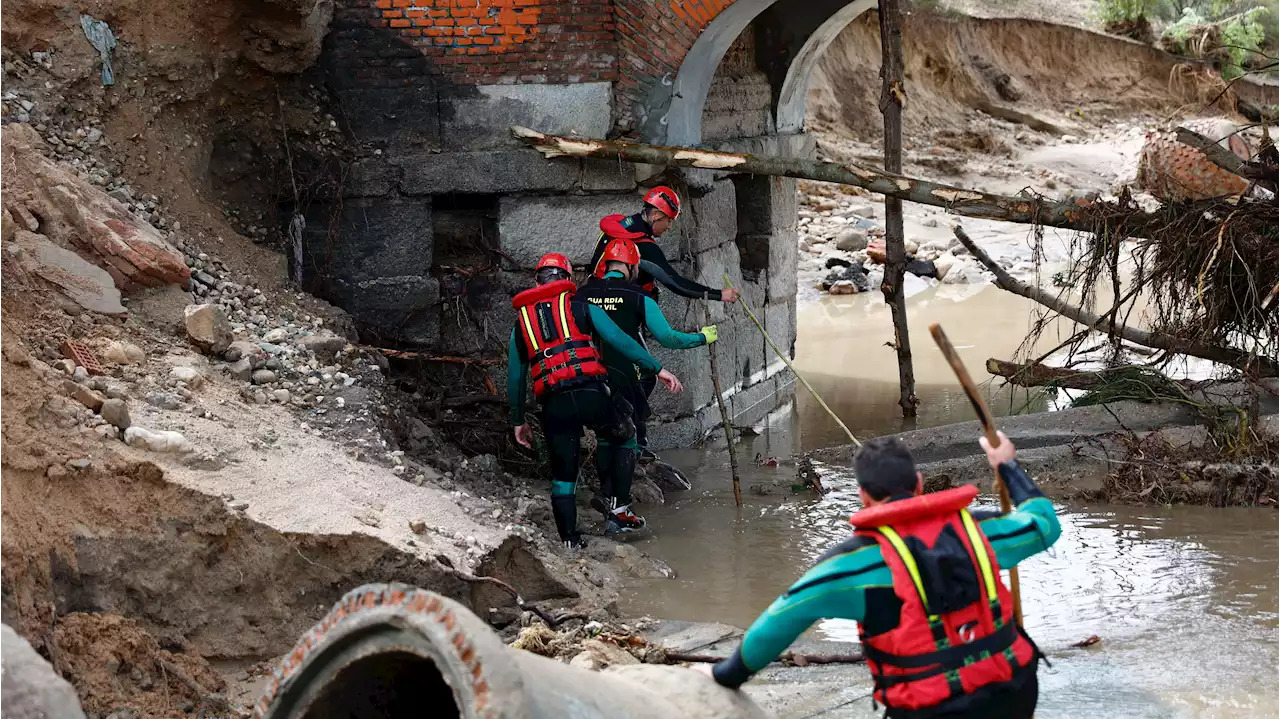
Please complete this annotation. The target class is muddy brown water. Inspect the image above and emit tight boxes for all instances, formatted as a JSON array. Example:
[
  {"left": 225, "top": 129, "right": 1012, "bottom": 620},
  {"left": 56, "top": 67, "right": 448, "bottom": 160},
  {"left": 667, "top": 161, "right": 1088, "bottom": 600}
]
[{"left": 622, "top": 288, "right": 1279, "bottom": 717}]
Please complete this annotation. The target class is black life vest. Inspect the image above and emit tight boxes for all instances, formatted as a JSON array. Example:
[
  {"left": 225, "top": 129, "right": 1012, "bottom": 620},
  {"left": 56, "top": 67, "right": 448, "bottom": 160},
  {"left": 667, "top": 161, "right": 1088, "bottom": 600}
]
[
  {"left": 848, "top": 486, "right": 1037, "bottom": 713},
  {"left": 511, "top": 280, "right": 607, "bottom": 398},
  {"left": 576, "top": 274, "right": 648, "bottom": 379}
]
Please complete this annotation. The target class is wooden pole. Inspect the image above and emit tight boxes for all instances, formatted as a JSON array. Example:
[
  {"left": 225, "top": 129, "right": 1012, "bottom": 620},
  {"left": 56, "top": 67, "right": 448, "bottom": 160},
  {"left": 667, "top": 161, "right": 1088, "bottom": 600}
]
[
  {"left": 725, "top": 275, "right": 861, "bottom": 447},
  {"left": 703, "top": 302, "right": 743, "bottom": 507},
  {"left": 929, "top": 324, "right": 1023, "bottom": 626},
  {"left": 877, "top": 0, "right": 918, "bottom": 418}
]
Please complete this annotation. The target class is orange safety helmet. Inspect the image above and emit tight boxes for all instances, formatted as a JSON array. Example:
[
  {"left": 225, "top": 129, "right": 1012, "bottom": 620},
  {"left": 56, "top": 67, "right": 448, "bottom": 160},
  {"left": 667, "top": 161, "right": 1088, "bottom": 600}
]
[
  {"left": 601, "top": 237, "right": 641, "bottom": 266},
  {"left": 536, "top": 253, "right": 572, "bottom": 273},
  {"left": 642, "top": 185, "right": 681, "bottom": 219}
]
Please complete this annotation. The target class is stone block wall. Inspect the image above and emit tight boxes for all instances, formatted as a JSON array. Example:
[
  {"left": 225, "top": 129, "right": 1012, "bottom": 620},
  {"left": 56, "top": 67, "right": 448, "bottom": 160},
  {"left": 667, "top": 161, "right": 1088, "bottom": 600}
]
[{"left": 298, "top": 0, "right": 806, "bottom": 449}]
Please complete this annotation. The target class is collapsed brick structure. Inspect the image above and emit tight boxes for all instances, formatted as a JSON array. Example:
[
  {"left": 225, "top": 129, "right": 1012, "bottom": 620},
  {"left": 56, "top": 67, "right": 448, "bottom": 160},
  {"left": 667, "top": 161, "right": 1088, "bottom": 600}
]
[{"left": 298, "top": 0, "right": 877, "bottom": 446}]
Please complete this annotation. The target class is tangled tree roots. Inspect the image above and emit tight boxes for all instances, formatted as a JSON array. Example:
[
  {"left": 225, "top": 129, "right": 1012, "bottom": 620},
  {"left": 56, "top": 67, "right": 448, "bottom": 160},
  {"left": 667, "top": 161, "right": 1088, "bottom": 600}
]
[
  {"left": 1102, "top": 426, "right": 1279, "bottom": 506},
  {"left": 1103, "top": 195, "right": 1276, "bottom": 358}
]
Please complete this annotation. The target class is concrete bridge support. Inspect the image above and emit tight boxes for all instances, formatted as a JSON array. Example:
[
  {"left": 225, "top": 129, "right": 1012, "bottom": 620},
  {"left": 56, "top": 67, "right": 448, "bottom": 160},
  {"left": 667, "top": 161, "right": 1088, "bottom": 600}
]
[
  {"left": 295, "top": 0, "right": 877, "bottom": 447},
  {"left": 255, "top": 584, "right": 771, "bottom": 719}
]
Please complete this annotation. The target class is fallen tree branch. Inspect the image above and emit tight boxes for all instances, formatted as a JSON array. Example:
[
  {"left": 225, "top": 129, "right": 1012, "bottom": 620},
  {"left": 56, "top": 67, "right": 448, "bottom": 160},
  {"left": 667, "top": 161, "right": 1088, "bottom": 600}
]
[
  {"left": 952, "top": 226, "right": 1277, "bottom": 376},
  {"left": 152, "top": 655, "right": 247, "bottom": 717},
  {"left": 986, "top": 358, "right": 1196, "bottom": 389},
  {"left": 1174, "top": 128, "right": 1278, "bottom": 190},
  {"left": 511, "top": 126, "right": 1152, "bottom": 235}
]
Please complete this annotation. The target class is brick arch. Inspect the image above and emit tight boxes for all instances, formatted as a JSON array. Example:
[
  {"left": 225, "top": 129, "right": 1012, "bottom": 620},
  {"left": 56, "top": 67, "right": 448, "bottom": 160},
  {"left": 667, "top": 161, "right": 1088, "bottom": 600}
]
[
  {"left": 638, "top": 0, "right": 878, "bottom": 146},
  {"left": 622, "top": 0, "right": 778, "bottom": 145},
  {"left": 773, "top": 0, "right": 875, "bottom": 134}
]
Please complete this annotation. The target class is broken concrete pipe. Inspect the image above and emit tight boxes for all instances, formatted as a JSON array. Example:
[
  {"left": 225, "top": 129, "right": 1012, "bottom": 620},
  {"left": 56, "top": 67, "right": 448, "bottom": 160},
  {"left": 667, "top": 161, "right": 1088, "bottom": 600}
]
[{"left": 255, "top": 584, "right": 771, "bottom": 719}]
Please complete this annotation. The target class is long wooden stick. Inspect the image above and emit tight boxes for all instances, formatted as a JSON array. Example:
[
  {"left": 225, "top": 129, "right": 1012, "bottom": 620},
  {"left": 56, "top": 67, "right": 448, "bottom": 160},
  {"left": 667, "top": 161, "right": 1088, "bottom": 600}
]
[
  {"left": 724, "top": 275, "right": 861, "bottom": 447},
  {"left": 929, "top": 323, "right": 1023, "bottom": 627},
  {"left": 704, "top": 302, "right": 743, "bottom": 506},
  {"left": 512, "top": 125, "right": 1167, "bottom": 235}
]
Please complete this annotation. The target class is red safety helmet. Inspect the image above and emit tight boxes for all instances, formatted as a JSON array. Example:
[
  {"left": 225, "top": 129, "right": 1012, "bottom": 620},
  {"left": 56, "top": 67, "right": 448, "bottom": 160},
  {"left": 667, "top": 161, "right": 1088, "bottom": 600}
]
[
  {"left": 601, "top": 238, "right": 641, "bottom": 267},
  {"left": 536, "top": 253, "right": 572, "bottom": 273},
  {"left": 643, "top": 185, "right": 681, "bottom": 219}
]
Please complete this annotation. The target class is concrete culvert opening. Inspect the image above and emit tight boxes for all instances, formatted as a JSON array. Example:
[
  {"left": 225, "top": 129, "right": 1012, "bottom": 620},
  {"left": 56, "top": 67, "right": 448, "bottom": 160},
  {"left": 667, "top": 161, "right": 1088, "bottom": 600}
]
[{"left": 301, "top": 651, "right": 460, "bottom": 719}]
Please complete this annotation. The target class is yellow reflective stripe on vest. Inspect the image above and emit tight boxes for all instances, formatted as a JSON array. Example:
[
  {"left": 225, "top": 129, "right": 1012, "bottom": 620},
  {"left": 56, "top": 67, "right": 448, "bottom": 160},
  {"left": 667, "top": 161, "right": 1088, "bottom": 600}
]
[
  {"left": 556, "top": 292, "right": 572, "bottom": 338},
  {"left": 959, "top": 510, "right": 998, "bottom": 604},
  {"left": 878, "top": 526, "right": 937, "bottom": 621},
  {"left": 519, "top": 306, "right": 540, "bottom": 351}
]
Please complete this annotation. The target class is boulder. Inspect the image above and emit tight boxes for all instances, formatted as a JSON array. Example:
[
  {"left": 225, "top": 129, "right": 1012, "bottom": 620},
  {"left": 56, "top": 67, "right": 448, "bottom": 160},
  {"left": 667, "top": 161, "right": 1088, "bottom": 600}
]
[
  {"left": 103, "top": 340, "right": 146, "bottom": 365},
  {"left": 1, "top": 624, "right": 88, "bottom": 719},
  {"left": 296, "top": 332, "right": 347, "bottom": 359},
  {"left": 834, "top": 228, "right": 868, "bottom": 252},
  {"left": 228, "top": 358, "right": 253, "bottom": 382},
  {"left": 100, "top": 398, "right": 131, "bottom": 429},
  {"left": 905, "top": 258, "right": 938, "bottom": 279},
  {"left": 10, "top": 230, "right": 127, "bottom": 315},
  {"left": 829, "top": 280, "right": 858, "bottom": 295},
  {"left": 123, "top": 426, "right": 188, "bottom": 452},
  {"left": 184, "top": 304, "right": 232, "bottom": 354},
  {"left": 2, "top": 124, "right": 189, "bottom": 291},
  {"left": 933, "top": 252, "right": 958, "bottom": 281}
]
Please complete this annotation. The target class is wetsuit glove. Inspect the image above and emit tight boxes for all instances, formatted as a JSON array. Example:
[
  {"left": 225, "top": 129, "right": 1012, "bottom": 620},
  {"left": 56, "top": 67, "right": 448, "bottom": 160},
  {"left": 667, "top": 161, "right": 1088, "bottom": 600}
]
[{"left": 699, "top": 325, "right": 718, "bottom": 345}]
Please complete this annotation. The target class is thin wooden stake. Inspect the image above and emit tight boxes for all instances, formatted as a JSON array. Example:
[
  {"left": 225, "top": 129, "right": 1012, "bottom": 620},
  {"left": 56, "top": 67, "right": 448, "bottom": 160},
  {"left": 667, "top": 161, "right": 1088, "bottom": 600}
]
[
  {"left": 704, "top": 302, "right": 743, "bottom": 507},
  {"left": 878, "top": 0, "right": 918, "bottom": 418},
  {"left": 724, "top": 275, "right": 861, "bottom": 448},
  {"left": 929, "top": 323, "right": 1023, "bottom": 627}
]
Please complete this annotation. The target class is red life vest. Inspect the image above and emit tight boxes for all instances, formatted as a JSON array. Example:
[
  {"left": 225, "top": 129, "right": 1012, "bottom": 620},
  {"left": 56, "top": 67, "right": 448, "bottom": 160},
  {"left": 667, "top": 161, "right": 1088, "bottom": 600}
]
[
  {"left": 595, "top": 214, "right": 657, "bottom": 292},
  {"left": 848, "top": 486, "right": 1037, "bottom": 713},
  {"left": 511, "top": 280, "right": 608, "bottom": 398}
]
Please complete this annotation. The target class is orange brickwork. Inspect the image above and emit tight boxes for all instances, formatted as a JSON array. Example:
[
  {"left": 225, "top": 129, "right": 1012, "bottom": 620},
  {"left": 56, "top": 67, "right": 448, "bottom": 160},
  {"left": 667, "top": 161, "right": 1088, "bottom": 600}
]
[
  {"left": 613, "top": 0, "right": 740, "bottom": 132},
  {"left": 331, "top": 0, "right": 743, "bottom": 130},
  {"left": 1136, "top": 118, "right": 1252, "bottom": 201},
  {"left": 332, "top": 0, "right": 617, "bottom": 86}
]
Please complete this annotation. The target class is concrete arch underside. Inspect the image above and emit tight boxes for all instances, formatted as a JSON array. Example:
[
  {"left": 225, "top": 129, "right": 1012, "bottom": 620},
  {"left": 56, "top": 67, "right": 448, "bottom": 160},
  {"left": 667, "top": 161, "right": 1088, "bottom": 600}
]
[{"left": 656, "top": 0, "right": 876, "bottom": 147}]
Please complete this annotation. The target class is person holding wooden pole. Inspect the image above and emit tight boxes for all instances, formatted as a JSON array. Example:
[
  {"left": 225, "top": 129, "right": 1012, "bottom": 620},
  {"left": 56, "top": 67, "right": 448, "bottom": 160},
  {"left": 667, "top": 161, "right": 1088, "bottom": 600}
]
[{"left": 697, "top": 434, "right": 1061, "bottom": 719}]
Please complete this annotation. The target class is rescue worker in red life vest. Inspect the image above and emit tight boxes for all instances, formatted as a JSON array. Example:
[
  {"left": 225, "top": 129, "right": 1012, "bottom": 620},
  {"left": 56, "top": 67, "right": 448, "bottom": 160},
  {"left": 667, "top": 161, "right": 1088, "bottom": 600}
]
[
  {"left": 588, "top": 186, "right": 738, "bottom": 462},
  {"left": 702, "top": 434, "right": 1062, "bottom": 719},
  {"left": 507, "top": 253, "right": 684, "bottom": 548},
  {"left": 578, "top": 237, "right": 717, "bottom": 493}
]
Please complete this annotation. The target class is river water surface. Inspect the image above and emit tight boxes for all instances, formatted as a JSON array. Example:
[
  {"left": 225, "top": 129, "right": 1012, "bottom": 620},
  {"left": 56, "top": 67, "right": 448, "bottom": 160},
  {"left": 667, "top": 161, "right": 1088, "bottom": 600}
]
[{"left": 622, "top": 287, "right": 1279, "bottom": 718}]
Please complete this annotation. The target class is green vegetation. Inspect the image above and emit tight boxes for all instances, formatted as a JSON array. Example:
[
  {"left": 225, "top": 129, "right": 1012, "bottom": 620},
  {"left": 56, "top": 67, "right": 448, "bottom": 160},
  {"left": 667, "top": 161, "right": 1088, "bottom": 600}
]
[{"left": 1093, "top": 0, "right": 1277, "bottom": 78}]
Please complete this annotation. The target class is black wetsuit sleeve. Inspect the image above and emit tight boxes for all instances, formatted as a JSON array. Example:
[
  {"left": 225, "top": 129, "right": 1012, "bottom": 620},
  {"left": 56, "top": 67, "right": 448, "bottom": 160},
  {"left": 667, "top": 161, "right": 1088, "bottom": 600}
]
[{"left": 637, "top": 243, "right": 723, "bottom": 301}]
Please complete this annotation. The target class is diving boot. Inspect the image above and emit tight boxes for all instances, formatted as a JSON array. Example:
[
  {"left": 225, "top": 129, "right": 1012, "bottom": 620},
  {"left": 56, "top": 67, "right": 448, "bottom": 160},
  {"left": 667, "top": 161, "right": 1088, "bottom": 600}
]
[
  {"left": 604, "top": 505, "right": 647, "bottom": 534},
  {"left": 638, "top": 447, "right": 659, "bottom": 464}
]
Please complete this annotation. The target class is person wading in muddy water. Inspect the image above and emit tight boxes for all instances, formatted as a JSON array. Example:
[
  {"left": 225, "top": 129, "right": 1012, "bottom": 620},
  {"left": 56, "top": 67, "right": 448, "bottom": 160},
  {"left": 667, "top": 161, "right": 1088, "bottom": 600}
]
[
  {"left": 508, "top": 253, "right": 684, "bottom": 547},
  {"left": 578, "top": 237, "right": 718, "bottom": 517},
  {"left": 589, "top": 186, "right": 738, "bottom": 463},
  {"left": 698, "top": 434, "right": 1062, "bottom": 719}
]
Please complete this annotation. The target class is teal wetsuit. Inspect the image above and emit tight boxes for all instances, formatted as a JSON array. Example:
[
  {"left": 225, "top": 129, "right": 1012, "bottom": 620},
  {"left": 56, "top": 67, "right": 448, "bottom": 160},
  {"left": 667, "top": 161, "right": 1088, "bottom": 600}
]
[{"left": 712, "top": 461, "right": 1062, "bottom": 689}]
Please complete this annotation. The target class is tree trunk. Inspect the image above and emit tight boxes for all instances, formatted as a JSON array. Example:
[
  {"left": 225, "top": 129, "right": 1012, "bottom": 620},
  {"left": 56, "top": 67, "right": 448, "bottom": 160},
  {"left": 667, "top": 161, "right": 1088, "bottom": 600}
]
[
  {"left": 952, "top": 226, "right": 1278, "bottom": 376},
  {"left": 984, "top": 358, "right": 1188, "bottom": 389},
  {"left": 510, "top": 127, "right": 1169, "bottom": 236},
  {"left": 878, "top": 0, "right": 917, "bottom": 417}
]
